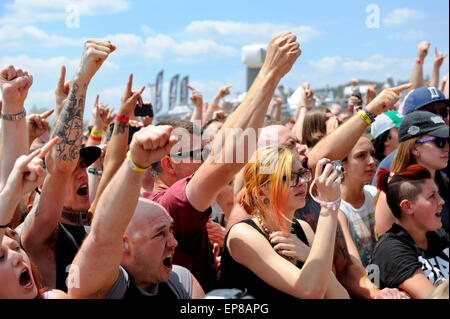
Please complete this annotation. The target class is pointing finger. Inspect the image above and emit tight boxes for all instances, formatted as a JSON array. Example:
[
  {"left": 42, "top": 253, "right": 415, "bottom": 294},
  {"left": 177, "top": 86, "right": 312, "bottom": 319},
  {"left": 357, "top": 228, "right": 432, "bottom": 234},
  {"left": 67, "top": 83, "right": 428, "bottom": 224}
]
[
  {"left": 38, "top": 137, "right": 59, "bottom": 159},
  {"left": 40, "top": 109, "right": 54, "bottom": 119},
  {"left": 391, "top": 83, "right": 412, "bottom": 94}
]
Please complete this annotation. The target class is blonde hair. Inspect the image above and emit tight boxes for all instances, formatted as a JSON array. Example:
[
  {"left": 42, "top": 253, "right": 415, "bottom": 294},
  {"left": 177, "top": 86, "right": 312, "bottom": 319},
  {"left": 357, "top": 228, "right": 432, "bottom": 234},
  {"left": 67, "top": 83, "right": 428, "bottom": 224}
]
[
  {"left": 238, "top": 146, "right": 297, "bottom": 233},
  {"left": 391, "top": 137, "right": 420, "bottom": 172}
]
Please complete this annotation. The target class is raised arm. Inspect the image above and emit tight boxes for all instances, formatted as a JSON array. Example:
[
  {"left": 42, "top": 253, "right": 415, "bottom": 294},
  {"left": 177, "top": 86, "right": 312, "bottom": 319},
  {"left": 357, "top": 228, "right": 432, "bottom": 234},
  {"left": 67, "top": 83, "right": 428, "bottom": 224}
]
[
  {"left": 68, "top": 125, "right": 177, "bottom": 299},
  {"left": 292, "top": 82, "right": 313, "bottom": 142},
  {"left": 409, "top": 41, "right": 430, "bottom": 91},
  {"left": 0, "top": 65, "right": 33, "bottom": 191},
  {"left": 54, "top": 65, "right": 72, "bottom": 122},
  {"left": 0, "top": 139, "right": 56, "bottom": 245},
  {"left": 188, "top": 84, "right": 203, "bottom": 123},
  {"left": 89, "top": 73, "right": 144, "bottom": 215},
  {"left": 428, "top": 47, "right": 448, "bottom": 89},
  {"left": 307, "top": 83, "right": 411, "bottom": 174},
  {"left": 21, "top": 39, "right": 115, "bottom": 249},
  {"left": 203, "top": 85, "right": 232, "bottom": 124},
  {"left": 186, "top": 32, "right": 301, "bottom": 212}
]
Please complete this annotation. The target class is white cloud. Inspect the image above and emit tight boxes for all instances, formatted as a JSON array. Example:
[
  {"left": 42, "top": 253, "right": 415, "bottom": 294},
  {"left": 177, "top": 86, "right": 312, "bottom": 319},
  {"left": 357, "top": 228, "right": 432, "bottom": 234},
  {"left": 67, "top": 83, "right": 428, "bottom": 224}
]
[
  {"left": 388, "top": 30, "right": 426, "bottom": 41},
  {"left": 184, "top": 20, "right": 323, "bottom": 43},
  {"left": 107, "top": 33, "right": 238, "bottom": 59},
  {"left": 383, "top": 8, "right": 427, "bottom": 26},
  {"left": 0, "top": 54, "right": 119, "bottom": 79},
  {"left": 0, "top": 0, "right": 129, "bottom": 25},
  {"left": 308, "top": 54, "right": 412, "bottom": 73},
  {"left": 25, "top": 89, "right": 55, "bottom": 109}
]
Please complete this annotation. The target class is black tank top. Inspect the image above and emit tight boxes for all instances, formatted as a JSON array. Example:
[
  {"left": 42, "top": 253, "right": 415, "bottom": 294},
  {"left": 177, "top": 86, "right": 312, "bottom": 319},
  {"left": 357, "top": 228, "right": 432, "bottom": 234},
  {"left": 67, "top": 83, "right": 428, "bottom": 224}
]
[
  {"left": 55, "top": 223, "right": 87, "bottom": 291},
  {"left": 219, "top": 218, "right": 309, "bottom": 300}
]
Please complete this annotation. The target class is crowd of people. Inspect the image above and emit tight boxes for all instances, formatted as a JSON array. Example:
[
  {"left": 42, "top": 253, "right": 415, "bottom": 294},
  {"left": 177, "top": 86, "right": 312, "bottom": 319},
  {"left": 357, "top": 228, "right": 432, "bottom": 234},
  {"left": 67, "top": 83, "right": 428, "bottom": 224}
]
[{"left": 0, "top": 32, "right": 448, "bottom": 300}]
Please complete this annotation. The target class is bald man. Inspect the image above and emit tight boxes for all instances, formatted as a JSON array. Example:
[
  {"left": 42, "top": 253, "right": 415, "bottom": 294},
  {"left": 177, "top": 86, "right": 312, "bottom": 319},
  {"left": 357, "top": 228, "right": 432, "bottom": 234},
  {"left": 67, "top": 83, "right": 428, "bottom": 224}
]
[
  {"left": 108, "top": 199, "right": 204, "bottom": 299},
  {"left": 69, "top": 125, "right": 204, "bottom": 299}
]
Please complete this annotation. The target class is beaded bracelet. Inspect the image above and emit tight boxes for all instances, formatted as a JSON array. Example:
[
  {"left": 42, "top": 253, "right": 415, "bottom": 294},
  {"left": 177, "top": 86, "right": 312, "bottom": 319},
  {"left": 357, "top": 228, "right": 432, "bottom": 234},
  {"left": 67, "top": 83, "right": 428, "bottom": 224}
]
[
  {"left": 1, "top": 109, "right": 27, "bottom": 121},
  {"left": 308, "top": 181, "right": 341, "bottom": 211}
]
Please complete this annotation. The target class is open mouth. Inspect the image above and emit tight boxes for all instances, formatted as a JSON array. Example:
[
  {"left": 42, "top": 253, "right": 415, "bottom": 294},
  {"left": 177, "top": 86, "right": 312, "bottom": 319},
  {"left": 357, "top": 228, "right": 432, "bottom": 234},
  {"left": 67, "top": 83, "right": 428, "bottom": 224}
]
[
  {"left": 19, "top": 268, "right": 33, "bottom": 288},
  {"left": 435, "top": 211, "right": 441, "bottom": 218},
  {"left": 77, "top": 185, "right": 88, "bottom": 196},
  {"left": 162, "top": 255, "right": 173, "bottom": 268}
]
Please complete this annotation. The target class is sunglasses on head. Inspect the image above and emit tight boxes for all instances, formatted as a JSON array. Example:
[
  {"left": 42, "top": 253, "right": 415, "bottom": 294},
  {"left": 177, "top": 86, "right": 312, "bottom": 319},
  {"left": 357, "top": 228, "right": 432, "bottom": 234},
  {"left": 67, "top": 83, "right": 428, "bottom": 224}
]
[
  {"left": 169, "top": 148, "right": 210, "bottom": 161},
  {"left": 283, "top": 168, "right": 313, "bottom": 187},
  {"left": 415, "top": 136, "right": 449, "bottom": 149}
]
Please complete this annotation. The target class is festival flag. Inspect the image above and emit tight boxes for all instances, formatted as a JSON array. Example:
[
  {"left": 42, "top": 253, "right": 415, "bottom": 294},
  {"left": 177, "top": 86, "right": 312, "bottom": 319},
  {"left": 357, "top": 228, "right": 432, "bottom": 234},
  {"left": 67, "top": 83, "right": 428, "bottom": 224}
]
[{"left": 168, "top": 74, "right": 180, "bottom": 110}]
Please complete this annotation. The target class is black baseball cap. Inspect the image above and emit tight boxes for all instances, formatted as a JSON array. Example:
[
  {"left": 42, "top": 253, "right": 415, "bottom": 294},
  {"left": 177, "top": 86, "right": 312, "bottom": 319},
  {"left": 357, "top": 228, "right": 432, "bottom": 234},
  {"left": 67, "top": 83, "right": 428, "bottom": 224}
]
[
  {"left": 398, "top": 111, "right": 449, "bottom": 142},
  {"left": 80, "top": 146, "right": 101, "bottom": 167}
]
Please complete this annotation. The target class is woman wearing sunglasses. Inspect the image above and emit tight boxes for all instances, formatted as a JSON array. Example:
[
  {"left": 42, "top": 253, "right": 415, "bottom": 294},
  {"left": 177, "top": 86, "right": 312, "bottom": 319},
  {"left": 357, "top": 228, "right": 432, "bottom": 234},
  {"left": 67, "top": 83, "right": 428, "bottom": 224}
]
[
  {"left": 219, "top": 146, "right": 349, "bottom": 299},
  {"left": 375, "top": 111, "right": 449, "bottom": 236}
]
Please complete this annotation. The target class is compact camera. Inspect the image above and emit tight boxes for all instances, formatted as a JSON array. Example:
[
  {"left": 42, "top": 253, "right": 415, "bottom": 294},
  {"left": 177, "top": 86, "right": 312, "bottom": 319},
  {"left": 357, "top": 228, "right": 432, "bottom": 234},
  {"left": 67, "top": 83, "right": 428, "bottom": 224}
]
[{"left": 327, "top": 160, "right": 345, "bottom": 179}]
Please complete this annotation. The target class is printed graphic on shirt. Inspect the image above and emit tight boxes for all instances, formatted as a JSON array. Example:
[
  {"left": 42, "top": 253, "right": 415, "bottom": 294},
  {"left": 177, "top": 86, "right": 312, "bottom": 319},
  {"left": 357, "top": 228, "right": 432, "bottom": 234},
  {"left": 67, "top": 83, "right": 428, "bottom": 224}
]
[
  {"left": 351, "top": 213, "right": 376, "bottom": 267},
  {"left": 418, "top": 247, "right": 449, "bottom": 286}
]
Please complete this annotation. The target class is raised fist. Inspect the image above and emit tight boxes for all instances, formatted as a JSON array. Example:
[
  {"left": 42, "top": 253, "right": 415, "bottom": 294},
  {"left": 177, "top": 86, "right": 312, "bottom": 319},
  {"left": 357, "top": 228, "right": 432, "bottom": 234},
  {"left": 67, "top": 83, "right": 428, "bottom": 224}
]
[
  {"left": 129, "top": 125, "right": 178, "bottom": 169},
  {"left": 75, "top": 39, "right": 116, "bottom": 83},
  {"left": 0, "top": 64, "right": 33, "bottom": 110},
  {"left": 417, "top": 41, "right": 430, "bottom": 62},
  {"left": 261, "top": 32, "right": 301, "bottom": 80}
]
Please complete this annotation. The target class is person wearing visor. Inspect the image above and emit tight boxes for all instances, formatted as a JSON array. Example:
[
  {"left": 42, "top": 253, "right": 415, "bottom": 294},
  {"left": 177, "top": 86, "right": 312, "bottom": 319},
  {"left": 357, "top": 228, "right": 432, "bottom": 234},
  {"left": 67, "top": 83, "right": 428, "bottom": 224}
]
[{"left": 375, "top": 111, "right": 449, "bottom": 236}]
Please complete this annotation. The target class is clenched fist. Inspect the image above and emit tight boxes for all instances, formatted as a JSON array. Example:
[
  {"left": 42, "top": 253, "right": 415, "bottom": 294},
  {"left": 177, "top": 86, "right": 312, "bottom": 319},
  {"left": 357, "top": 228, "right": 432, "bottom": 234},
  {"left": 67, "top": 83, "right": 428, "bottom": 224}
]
[
  {"left": 261, "top": 32, "right": 301, "bottom": 80},
  {"left": 0, "top": 64, "right": 33, "bottom": 110},
  {"left": 129, "top": 125, "right": 178, "bottom": 169},
  {"left": 75, "top": 39, "right": 116, "bottom": 83}
]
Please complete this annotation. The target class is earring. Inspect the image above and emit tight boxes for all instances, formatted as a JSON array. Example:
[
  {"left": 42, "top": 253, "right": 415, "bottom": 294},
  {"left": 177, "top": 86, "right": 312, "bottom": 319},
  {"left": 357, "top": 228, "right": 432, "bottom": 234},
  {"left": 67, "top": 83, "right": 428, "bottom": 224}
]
[{"left": 263, "top": 198, "right": 269, "bottom": 205}]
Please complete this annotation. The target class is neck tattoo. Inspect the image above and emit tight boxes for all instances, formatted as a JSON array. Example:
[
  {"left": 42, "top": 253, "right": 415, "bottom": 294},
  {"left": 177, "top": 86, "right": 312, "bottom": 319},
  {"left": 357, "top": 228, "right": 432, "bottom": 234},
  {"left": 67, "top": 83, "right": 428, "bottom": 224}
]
[{"left": 61, "top": 207, "right": 87, "bottom": 226}]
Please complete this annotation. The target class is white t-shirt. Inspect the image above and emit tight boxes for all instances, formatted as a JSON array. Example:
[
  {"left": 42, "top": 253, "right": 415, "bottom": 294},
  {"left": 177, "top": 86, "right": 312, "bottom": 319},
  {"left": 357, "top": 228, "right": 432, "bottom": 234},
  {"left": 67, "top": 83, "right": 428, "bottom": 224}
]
[{"left": 340, "top": 185, "right": 378, "bottom": 267}]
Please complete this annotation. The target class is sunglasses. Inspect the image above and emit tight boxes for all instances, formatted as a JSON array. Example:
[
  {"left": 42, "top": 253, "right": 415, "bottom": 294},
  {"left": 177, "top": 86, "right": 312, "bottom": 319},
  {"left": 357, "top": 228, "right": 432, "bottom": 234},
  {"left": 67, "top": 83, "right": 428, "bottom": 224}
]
[
  {"left": 169, "top": 148, "right": 210, "bottom": 161},
  {"left": 284, "top": 168, "right": 313, "bottom": 187},
  {"left": 415, "top": 136, "right": 449, "bottom": 149},
  {"left": 427, "top": 108, "right": 449, "bottom": 118}
]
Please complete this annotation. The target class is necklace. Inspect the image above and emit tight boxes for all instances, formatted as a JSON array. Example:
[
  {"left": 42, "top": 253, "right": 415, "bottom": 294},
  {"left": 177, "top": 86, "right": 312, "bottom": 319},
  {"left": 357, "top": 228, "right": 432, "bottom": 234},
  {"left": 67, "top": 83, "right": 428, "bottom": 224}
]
[{"left": 255, "top": 214, "right": 297, "bottom": 265}]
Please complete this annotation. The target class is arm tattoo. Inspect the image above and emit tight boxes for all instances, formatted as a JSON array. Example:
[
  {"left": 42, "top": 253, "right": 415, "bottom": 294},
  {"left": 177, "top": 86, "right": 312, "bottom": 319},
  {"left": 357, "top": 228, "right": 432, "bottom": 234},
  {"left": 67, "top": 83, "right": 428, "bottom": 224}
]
[
  {"left": 51, "top": 82, "right": 85, "bottom": 162},
  {"left": 114, "top": 122, "right": 129, "bottom": 136}
]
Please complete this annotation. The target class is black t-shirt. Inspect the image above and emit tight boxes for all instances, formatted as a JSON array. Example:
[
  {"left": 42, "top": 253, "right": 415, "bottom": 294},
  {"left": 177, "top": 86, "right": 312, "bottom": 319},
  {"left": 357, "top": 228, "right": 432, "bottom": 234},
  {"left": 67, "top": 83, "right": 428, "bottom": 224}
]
[
  {"left": 370, "top": 223, "right": 449, "bottom": 289},
  {"left": 219, "top": 218, "right": 308, "bottom": 300}
]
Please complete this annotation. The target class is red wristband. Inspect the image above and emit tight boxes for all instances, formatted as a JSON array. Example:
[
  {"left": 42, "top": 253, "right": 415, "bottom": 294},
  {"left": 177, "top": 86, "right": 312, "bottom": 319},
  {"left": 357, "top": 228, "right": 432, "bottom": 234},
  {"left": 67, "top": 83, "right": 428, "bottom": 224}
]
[
  {"left": 416, "top": 59, "right": 422, "bottom": 64},
  {"left": 89, "top": 134, "right": 102, "bottom": 142},
  {"left": 116, "top": 115, "right": 129, "bottom": 123}
]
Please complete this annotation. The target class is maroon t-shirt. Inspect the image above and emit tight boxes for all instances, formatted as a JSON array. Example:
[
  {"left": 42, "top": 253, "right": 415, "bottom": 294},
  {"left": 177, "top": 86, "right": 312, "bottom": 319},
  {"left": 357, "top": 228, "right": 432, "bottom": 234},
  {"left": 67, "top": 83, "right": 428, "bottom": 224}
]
[{"left": 142, "top": 175, "right": 217, "bottom": 292}]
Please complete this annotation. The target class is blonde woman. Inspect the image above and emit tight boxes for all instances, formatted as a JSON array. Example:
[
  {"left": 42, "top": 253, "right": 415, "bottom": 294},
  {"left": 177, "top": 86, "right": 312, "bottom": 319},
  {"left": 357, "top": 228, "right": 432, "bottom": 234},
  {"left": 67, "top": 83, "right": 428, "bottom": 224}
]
[{"left": 219, "top": 146, "right": 349, "bottom": 299}]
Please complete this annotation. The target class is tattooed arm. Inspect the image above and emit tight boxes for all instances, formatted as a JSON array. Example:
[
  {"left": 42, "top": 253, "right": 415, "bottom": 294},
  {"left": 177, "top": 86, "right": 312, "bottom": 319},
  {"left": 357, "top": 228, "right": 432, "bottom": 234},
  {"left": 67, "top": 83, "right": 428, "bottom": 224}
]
[
  {"left": 89, "top": 73, "right": 144, "bottom": 215},
  {"left": 21, "top": 40, "right": 115, "bottom": 264}
]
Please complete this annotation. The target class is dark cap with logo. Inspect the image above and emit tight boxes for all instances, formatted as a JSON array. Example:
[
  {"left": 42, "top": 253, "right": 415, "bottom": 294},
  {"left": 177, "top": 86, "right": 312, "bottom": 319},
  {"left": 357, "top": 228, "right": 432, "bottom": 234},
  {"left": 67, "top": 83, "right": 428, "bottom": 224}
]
[{"left": 398, "top": 111, "right": 449, "bottom": 142}]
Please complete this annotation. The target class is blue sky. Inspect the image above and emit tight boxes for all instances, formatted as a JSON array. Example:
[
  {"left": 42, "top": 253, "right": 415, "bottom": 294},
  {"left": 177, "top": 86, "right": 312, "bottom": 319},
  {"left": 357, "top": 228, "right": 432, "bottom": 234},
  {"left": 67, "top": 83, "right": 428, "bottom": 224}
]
[{"left": 0, "top": 0, "right": 448, "bottom": 119}]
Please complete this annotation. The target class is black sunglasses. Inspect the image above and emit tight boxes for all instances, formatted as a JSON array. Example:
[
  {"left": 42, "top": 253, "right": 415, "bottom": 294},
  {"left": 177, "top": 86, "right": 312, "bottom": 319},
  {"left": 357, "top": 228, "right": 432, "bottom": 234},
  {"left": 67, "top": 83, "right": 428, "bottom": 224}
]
[
  {"left": 169, "top": 148, "right": 210, "bottom": 161},
  {"left": 416, "top": 136, "right": 449, "bottom": 149},
  {"left": 283, "top": 168, "right": 313, "bottom": 187}
]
